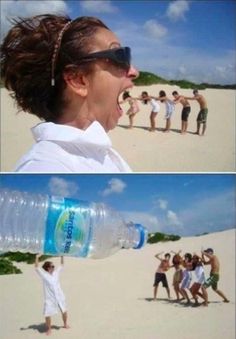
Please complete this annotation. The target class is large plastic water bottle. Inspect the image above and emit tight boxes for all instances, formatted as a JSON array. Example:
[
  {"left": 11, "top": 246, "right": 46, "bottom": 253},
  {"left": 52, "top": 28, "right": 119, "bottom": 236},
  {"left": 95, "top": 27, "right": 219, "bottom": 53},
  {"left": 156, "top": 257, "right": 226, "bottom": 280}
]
[{"left": 0, "top": 189, "right": 147, "bottom": 259}]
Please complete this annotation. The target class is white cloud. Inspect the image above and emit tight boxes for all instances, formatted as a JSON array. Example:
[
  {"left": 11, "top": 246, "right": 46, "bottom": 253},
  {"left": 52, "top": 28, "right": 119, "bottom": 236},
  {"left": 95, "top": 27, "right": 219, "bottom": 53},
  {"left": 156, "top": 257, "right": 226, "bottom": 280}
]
[
  {"left": 1, "top": 0, "right": 68, "bottom": 39},
  {"left": 167, "top": 210, "right": 183, "bottom": 227},
  {"left": 214, "top": 64, "right": 236, "bottom": 82},
  {"left": 136, "top": 42, "right": 235, "bottom": 85},
  {"left": 183, "top": 180, "right": 194, "bottom": 187},
  {"left": 144, "top": 19, "right": 168, "bottom": 39},
  {"left": 179, "top": 189, "right": 236, "bottom": 235},
  {"left": 158, "top": 199, "right": 168, "bottom": 210},
  {"left": 101, "top": 178, "right": 126, "bottom": 197},
  {"left": 80, "top": 0, "right": 118, "bottom": 14},
  {"left": 150, "top": 189, "right": 235, "bottom": 236},
  {"left": 167, "top": 0, "right": 190, "bottom": 22},
  {"left": 48, "top": 177, "right": 79, "bottom": 197},
  {"left": 178, "top": 65, "right": 187, "bottom": 76},
  {"left": 121, "top": 211, "right": 161, "bottom": 233},
  {"left": 112, "top": 17, "right": 235, "bottom": 85},
  {"left": 120, "top": 188, "right": 235, "bottom": 236}
]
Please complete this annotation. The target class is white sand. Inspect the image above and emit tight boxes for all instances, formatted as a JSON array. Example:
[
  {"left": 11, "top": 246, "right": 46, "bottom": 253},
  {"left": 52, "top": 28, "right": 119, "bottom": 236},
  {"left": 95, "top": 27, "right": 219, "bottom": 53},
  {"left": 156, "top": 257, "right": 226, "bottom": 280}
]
[
  {"left": 0, "top": 229, "right": 235, "bottom": 339},
  {"left": 1, "top": 86, "right": 235, "bottom": 172}
]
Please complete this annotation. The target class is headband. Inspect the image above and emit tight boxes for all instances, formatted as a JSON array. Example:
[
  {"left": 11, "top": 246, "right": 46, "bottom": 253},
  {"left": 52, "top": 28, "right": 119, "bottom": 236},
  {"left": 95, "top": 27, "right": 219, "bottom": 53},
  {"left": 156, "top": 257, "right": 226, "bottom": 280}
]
[{"left": 51, "top": 21, "right": 72, "bottom": 86}]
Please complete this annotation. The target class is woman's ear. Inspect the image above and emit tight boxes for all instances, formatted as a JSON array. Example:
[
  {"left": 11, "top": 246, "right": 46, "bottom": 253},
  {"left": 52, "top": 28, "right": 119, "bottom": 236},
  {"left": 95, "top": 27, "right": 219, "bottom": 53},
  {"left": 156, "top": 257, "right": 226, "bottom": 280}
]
[{"left": 63, "top": 70, "right": 89, "bottom": 97}]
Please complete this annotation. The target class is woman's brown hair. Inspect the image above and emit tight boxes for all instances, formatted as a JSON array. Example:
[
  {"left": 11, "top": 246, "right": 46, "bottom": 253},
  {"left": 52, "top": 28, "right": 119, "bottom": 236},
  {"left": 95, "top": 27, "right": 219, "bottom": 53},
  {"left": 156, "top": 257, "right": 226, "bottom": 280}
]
[
  {"left": 42, "top": 261, "right": 53, "bottom": 272},
  {"left": 172, "top": 254, "right": 182, "bottom": 266},
  {"left": 0, "top": 14, "right": 109, "bottom": 121}
]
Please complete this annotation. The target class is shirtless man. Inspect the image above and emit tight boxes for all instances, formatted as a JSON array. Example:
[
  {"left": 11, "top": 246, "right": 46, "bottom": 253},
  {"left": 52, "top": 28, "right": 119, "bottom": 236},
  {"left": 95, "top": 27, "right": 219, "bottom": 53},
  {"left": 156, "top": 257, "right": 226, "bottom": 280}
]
[
  {"left": 172, "top": 91, "right": 191, "bottom": 134},
  {"left": 201, "top": 248, "right": 229, "bottom": 306},
  {"left": 185, "top": 89, "right": 208, "bottom": 136},
  {"left": 153, "top": 252, "right": 171, "bottom": 300}
]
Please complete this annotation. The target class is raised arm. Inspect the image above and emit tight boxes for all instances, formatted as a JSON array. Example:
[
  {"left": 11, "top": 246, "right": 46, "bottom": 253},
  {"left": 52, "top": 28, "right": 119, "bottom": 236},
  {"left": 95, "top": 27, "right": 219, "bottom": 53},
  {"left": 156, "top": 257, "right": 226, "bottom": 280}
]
[
  {"left": 35, "top": 253, "right": 41, "bottom": 268},
  {"left": 184, "top": 96, "right": 195, "bottom": 100},
  {"left": 201, "top": 251, "right": 211, "bottom": 264},
  {"left": 171, "top": 250, "right": 182, "bottom": 255},
  {"left": 173, "top": 97, "right": 181, "bottom": 104},
  {"left": 155, "top": 252, "right": 164, "bottom": 261}
]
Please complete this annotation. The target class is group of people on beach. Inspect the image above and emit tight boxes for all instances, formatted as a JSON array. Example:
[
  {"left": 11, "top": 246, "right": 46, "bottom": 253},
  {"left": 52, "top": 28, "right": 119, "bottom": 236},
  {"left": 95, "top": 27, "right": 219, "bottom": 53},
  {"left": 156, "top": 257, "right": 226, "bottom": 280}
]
[
  {"left": 34, "top": 247, "right": 230, "bottom": 335},
  {"left": 120, "top": 89, "right": 208, "bottom": 136},
  {"left": 153, "top": 248, "right": 229, "bottom": 306}
]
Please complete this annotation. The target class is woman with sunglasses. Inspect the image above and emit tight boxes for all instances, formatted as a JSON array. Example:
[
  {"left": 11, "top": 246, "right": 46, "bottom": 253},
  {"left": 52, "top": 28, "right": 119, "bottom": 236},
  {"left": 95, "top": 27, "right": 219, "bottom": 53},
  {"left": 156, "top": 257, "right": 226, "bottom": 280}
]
[
  {"left": 1, "top": 14, "right": 139, "bottom": 172},
  {"left": 35, "top": 254, "right": 69, "bottom": 335}
]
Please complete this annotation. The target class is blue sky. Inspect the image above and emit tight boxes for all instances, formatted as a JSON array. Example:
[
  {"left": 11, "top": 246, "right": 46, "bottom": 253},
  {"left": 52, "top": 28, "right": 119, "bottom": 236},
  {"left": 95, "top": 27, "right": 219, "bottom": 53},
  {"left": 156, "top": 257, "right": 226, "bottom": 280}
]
[
  {"left": 0, "top": 174, "right": 235, "bottom": 236},
  {"left": 1, "top": 0, "right": 235, "bottom": 84}
]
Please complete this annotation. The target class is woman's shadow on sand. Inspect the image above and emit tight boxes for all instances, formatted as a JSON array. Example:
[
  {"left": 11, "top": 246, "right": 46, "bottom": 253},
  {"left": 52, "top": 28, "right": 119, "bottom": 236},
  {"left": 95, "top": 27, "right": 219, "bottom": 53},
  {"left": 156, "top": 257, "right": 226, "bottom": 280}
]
[{"left": 20, "top": 323, "right": 62, "bottom": 333}]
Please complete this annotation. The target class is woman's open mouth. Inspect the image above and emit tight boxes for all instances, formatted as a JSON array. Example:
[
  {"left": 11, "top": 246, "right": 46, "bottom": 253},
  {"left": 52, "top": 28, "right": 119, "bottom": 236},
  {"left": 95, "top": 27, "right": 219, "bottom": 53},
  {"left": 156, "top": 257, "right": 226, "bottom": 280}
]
[
  {"left": 117, "top": 85, "right": 133, "bottom": 117},
  {"left": 117, "top": 99, "right": 123, "bottom": 116}
]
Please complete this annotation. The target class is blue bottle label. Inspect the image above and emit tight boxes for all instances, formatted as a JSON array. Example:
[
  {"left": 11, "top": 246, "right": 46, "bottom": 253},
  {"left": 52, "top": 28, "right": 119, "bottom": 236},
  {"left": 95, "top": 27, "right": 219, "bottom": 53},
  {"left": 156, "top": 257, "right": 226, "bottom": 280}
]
[{"left": 44, "top": 197, "right": 92, "bottom": 256}]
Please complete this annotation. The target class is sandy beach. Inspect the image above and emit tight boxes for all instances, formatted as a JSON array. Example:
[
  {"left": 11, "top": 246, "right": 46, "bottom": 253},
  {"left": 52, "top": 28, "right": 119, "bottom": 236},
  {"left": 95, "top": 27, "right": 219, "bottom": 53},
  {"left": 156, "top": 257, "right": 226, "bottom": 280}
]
[
  {"left": 0, "top": 228, "right": 235, "bottom": 339},
  {"left": 1, "top": 86, "right": 235, "bottom": 172}
]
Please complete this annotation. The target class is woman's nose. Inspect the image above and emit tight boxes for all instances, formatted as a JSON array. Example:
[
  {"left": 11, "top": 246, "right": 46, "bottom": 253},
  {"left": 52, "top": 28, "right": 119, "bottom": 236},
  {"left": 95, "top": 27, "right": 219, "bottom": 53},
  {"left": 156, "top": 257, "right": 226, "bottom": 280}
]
[{"left": 128, "top": 64, "right": 139, "bottom": 79}]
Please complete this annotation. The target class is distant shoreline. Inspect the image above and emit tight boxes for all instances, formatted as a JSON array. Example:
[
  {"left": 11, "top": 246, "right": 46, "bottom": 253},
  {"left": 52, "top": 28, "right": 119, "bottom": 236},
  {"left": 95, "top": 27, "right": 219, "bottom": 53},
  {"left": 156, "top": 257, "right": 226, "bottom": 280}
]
[{"left": 133, "top": 71, "right": 236, "bottom": 89}]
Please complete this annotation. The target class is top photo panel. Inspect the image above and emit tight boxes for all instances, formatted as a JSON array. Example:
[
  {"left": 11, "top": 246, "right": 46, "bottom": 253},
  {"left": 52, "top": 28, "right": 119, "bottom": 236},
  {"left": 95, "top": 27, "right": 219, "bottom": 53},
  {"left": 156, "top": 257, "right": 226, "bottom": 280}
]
[{"left": 1, "top": 1, "right": 235, "bottom": 173}]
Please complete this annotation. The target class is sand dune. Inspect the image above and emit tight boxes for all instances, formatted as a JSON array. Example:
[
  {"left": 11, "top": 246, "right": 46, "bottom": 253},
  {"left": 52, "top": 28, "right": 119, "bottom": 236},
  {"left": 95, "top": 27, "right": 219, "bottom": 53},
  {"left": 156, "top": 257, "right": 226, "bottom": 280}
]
[
  {"left": 1, "top": 86, "right": 235, "bottom": 172},
  {"left": 0, "top": 229, "right": 235, "bottom": 339}
]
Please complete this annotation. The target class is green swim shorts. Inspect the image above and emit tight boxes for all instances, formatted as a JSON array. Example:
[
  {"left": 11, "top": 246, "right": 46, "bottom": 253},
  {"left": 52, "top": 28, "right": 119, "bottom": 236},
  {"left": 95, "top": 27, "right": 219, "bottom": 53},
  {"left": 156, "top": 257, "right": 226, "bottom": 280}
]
[
  {"left": 203, "top": 273, "right": 219, "bottom": 289},
  {"left": 197, "top": 108, "right": 208, "bottom": 123}
]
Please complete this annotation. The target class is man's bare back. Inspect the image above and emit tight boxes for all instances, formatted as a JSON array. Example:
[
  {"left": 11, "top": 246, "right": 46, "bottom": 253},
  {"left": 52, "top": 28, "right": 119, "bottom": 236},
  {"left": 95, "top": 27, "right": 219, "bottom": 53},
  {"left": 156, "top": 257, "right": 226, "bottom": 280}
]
[
  {"left": 185, "top": 90, "right": 208, "bottom": 109},
  {"left": 178, "top": 96, "right": 190, "bottom": 107},
  {"left": 195, "top": 94, "right": 207, "bottom": 110},
  {"left": 208, "top": 254, "right": 220, "bottom": 274},
  {"left": 201, "top": 248, "right": 229, "bottom": 304}
]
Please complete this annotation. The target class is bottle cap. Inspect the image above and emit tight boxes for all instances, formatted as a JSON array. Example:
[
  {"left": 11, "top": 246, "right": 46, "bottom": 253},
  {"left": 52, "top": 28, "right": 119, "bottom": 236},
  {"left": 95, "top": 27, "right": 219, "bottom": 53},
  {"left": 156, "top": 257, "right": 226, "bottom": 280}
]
[{"left": 133, "top": 224, "right": 147, "bottom": 249}]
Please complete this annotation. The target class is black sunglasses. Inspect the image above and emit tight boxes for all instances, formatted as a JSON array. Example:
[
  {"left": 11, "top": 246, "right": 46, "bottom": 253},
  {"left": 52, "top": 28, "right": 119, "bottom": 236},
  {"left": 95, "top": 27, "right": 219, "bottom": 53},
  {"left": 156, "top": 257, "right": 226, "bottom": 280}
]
[{"left": 76, "top": 47, "right": 131, "bottom": 70}]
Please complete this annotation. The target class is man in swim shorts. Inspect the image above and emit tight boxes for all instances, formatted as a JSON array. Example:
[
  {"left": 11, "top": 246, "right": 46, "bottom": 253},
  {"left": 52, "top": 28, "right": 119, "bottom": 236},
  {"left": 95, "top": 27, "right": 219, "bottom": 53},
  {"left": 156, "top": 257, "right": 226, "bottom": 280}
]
[
  {"left": 153, "top": 252, "right": 171, "bottom": 300},
  {"left": 172, "top": 91, "right": 191, "bottom": 134},
  {"left": 201, "top": 248, "right": 229, "bottom": 306},
  {"left": 185, "top": 89, "right": 208, "bottom": 136}
]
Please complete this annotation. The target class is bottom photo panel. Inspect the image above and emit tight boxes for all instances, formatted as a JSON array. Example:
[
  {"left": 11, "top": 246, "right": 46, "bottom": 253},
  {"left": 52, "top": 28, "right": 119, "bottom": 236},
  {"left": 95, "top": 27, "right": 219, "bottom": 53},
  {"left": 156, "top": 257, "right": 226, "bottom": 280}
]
[{"left": 0, "top": 173, "right": 235, "bottom": 339}]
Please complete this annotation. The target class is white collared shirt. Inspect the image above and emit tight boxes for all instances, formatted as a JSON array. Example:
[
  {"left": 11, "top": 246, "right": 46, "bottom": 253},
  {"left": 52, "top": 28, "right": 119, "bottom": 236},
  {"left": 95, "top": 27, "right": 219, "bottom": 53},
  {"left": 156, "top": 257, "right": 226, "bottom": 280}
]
[
  {"left": 36, "top": 266, "right": 66, "bottom": 316},
  {"left": 14, "top": 121, "right": 132, "bottom": 173}
]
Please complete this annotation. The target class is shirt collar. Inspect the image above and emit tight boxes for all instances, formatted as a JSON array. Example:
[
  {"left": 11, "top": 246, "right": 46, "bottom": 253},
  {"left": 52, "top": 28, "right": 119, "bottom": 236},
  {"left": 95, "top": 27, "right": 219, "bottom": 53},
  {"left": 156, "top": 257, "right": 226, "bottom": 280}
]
[{"left": 32, "top": 121, "right": 112, "bottom": 149}]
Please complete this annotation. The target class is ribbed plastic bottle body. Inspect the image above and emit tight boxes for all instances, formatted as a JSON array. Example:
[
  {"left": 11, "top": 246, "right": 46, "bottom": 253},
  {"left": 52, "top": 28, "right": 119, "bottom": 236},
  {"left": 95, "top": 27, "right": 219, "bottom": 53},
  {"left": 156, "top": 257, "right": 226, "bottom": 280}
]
[
  {"left": 0, "top": 189, "right": 147, "bottom": 258},
  {"left": 85, "top": 203, "right": 145, "bottom": 259},
  {"left": 0, "top": 189, "right": 48, "bottom": 253}
]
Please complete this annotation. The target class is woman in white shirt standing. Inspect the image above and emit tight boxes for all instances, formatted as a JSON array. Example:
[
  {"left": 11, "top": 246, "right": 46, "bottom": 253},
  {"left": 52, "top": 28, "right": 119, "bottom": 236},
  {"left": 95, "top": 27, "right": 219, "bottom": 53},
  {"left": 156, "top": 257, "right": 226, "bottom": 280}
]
[
  {"left": 155, "top": 90, "right": 175, "bottom": 133},
  {"left": 1, "top": 14, "right": 139, "bottom": 172},
  {"left": 140, "top": 91, "right": 160, "bottom": 131},
  {"left": 35, "top": 254, "right": 69, "bottom": 335},
  {"left": 190, "top": 254, "right": 206, "bottom": 306}
]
